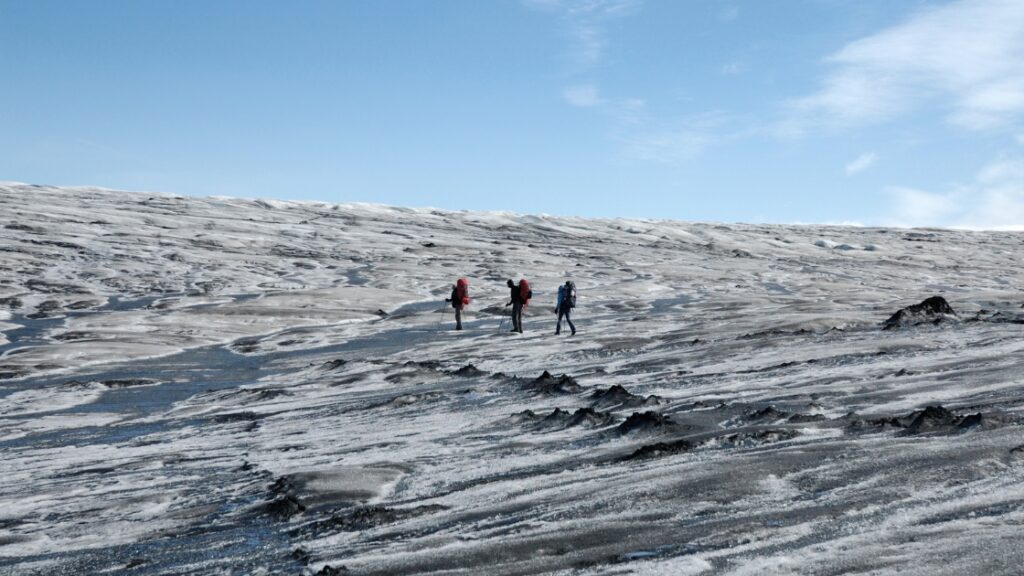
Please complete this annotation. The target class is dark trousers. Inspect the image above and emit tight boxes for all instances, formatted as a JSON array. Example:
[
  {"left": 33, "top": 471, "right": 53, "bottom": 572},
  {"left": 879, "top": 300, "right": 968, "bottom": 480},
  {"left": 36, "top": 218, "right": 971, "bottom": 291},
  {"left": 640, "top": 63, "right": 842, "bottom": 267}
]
[
  {"left": 556, "top": 307, "right": 575, "bottom": 334},
  {"left": 511, "top": 302, "right": 523, "bottom": 332},
  {"left": 454, "top": 308, "right": 463, "bottom": 330}
]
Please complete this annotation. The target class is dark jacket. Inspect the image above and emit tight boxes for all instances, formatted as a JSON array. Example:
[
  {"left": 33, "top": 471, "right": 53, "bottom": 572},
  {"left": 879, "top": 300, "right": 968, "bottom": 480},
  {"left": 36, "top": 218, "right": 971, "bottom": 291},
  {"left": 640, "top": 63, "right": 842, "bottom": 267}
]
[{"left": 510, "top": 284, "right": 522, "bottom": 305}]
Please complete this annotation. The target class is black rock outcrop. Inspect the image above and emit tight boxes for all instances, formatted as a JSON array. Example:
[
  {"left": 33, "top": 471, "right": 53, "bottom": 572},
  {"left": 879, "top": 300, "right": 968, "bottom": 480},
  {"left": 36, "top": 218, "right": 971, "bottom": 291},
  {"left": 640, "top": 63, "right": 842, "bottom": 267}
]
[
  {"left": 523, "top": 371, "right": 582, "bottom": 395},
  {"left": 904, "top": 405, "right": 957, "bottom": 433},
  {"left": 617, "top": 411, "right": 671, "bottom": 435},
  {"left": 883, "top": 296, "right": 957, "bottom": 330},
  {"left": 625, "top": 439, "right": 694, "bottom": 460},
  {"left": 567, "top": 407, "right": 617, "bottom": 428},
  {"left": 590, "top": 385, "right": 662, "bottom": 409},
  {"left": 452, "top": 364, "right": 485, "bottom": 377}
]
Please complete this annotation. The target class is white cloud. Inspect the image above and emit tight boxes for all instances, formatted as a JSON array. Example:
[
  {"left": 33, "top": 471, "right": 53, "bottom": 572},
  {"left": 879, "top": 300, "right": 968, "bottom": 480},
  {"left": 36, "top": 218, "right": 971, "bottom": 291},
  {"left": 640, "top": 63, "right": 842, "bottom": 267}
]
[
  {"left": 720, "top": 61, "right": 742, "bottom": 75},
  {"left": 562, "top": 84, "right": 604, "bottom": 107},
  {"left": 718, "top": 6, "right": 739, "bottom": 22},
  {"left": 524, "top": 0, "right": 640, "bottom": 69},
  {"left": 883, "top": 156, "right": 1024, "bottom": 229},
  {"left": 845, "top": 152, "right": 878, "bottom": 175},
  {"left": 624, "top": 113, "right": 734, "bottom": 164},
  {"left": 625, "top": 129, "right": 712, "bottom": 164},
  {"left": 789, "top": 0, "right": 1024, "bottom": 132}
]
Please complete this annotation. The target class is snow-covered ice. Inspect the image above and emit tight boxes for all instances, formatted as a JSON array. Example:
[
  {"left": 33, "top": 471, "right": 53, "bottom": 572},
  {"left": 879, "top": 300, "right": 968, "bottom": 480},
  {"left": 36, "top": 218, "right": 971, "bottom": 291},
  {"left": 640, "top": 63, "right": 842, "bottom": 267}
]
[{"left": 2, "top": 183, "right": 1024, "bottom": 575}]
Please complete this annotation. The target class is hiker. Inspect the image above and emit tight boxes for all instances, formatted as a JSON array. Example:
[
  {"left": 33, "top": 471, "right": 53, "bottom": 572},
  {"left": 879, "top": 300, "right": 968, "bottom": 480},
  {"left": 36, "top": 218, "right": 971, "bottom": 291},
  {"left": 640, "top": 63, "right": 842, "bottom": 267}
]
[
  {"left": 446, "top": 278, "right": 470, "bottom": 330},
  {"left": 506, "top": 278, "right": 531, "bottom": 333},
  {"left": 555, "top": 280, "right": 577, "bottom": 335}
]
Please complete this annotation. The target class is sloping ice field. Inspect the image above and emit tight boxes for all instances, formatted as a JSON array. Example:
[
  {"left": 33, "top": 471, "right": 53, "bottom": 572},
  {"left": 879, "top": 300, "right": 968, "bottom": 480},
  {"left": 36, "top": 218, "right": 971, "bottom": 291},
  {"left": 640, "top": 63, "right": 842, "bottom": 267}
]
[{"left": 1, "top": 183, "right": 1024, "bottom": 575}]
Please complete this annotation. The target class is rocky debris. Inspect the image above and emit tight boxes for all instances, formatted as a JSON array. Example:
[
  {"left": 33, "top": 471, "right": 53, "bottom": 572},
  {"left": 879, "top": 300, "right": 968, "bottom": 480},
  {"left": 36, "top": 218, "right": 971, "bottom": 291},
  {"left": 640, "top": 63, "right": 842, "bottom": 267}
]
[
  {"left": 101, "top": 378, "right": 158, "bottom": 388},
  {"left": 265, "top": 494, "right": 305, "bottom": 519},
  {"left": 403, "top": 360, "right": 442, "bottom": 371},
  {"left": 291, "top": 548, "right": 311, "bottom": 566},
  {"left": 539, "top": 408, "right": 571, "bottom": 427},
  {"left": 848, "top": 415, "right": 903, "bottom": 430},
  {"left": 315, "top": 565, "right": 351, "bottom": 575},
  {"left": 957, "top": 413, "right": 984, "bottom": 429},
  {"left": 211, "top": 411, "right": 268, "bottom": 423},
  {"left": 231, "top": 336, "right": 261, "bottom": 354},
  {"left": 25, "top": 278, "right": 91, "bottom": 294},
  {"left": 715, "top": 429, "right": 799, "bottom": 448},
  {"left": 848, "top": 405, "right": 988, "bottom": 435},
  {"left": 534, "top": 407, "right": 617, "bottom": 430},
  {"left": 787, "top": 413, "right": 826, "bottom": 424},
  {"left": 523, "top": 371, "right": 582, "bottom": 395},
  {"left": 968, "top": 310, "right": 1024, "bottom": 324},
  {"left": 625, "top": 439, "right": 694, "bottom": 460},
  {"left": 5, "top": 222, "right": 44, "bottom": 233},
  {"left": 53, "top": 331, "right": 102, "bottom": 342},
  {"left": 883, "top": 296, "right": 957, "bottom": 330},
  {"left": 0, "top": 296, "right": 23, "bottom": 309},
  {"left": 26, "top": 299, "right": 62, "bottom": 319},
  {"left": 377, "top": 392, "right": 444, "bottom": 409},
  {"left": 567, "top": 407, "right": 617, "bottom": 428},
  {"left": 451, "top": 363, "right": 485, "bottom": 377},
  {"left": 509, "top": 409, "right": 540, "bottom": 424},
  {"left": 270, "top": 476, "right": 296, "bottom": 496},
  {"left": 617, "top": 411, "right": 672, "bottom": 435},
  {"left": 320, "top": 359, "right": 347, "bottom": 370},
  {"left": 746, "top": 406, "right": 789, "bottom": 422},
  {"left": 904, "top": 405, "right": 959, "bottom": 434},
  {"left": 61, "top": 380, "right": 95, "bottom": 390},
  {"left": 300, "top": 505, "right": 447, "bottom": 536},
  {"left": 264, "top": 476, "right": 305, "bottom": 520},
  {"left": 385, "top": 370, "right": 423, "bottom": 384},
  {"left": 590, "top": 385, "right": 662, "bottom": 409}
]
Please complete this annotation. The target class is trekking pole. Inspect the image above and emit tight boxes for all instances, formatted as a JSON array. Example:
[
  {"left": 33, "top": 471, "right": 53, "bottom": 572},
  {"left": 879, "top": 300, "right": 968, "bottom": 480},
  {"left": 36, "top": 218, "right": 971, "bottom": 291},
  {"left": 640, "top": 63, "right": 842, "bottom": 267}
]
[
  {"left": 498, "top": 303, "right": 510, "bottom": 332},
  {"left": 437, "top": 302, "right": 449, "bottom": 330}
]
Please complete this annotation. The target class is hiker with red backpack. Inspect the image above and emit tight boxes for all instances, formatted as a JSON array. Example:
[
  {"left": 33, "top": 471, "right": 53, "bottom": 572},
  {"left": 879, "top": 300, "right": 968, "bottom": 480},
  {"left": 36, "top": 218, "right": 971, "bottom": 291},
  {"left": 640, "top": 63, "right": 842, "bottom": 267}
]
[
  {"left": 555, "top": 280, "right": 577, "bottom": 336},
  {"left": 445, "top": 278, "right": 470, "bottom": 330},
  {"left": 506, "top": 278, "right": 531, "bottom": 333}
]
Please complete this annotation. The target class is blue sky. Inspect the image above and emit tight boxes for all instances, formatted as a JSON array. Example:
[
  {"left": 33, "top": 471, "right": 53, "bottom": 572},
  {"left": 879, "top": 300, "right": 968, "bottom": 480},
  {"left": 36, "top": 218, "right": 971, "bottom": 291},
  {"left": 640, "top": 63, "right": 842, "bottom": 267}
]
[{"left": 2, "top": 0, "right": 1022, "bottom": 227}]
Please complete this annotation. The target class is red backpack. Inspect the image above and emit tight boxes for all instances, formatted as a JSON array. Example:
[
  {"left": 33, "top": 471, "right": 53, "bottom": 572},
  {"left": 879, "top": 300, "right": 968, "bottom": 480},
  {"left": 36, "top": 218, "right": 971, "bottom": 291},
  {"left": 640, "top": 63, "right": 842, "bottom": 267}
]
[
  {"left": 518, "top": 279, "right": 532, "bottom": 305},
  {"left": 456, "top": 278, "right": 470, "bottom": 306}
]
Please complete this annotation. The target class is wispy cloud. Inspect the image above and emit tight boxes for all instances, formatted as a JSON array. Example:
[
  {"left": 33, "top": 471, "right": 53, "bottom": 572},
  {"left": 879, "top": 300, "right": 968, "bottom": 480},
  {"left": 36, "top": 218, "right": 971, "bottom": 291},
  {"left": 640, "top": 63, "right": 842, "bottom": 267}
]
[
  {"left": 530, "top": 0, "right": 735, "bottom": 165},
  {"left": 788, "top": 0, "right": 1024, "bottom": 133},
  {"left": 718, "top": 6, "right": 739, "bottom": 23},
  {"left": 524, "top": 0, "right": 640, "bottom": 70},
  {"left": 562, "top": 84, "right": 604, "bottom": 107},
  {"left": 720, "top": 61, "right": 742, "bottom": 76},
  {"left": 883, "top": 156, "right": 1024, "bottom": 229},
  {"left": 623, "top": 112, "right": 738, "bottom": 164},
  {"left": 845, "top": 152, "right": 878, "bottom": 175}
]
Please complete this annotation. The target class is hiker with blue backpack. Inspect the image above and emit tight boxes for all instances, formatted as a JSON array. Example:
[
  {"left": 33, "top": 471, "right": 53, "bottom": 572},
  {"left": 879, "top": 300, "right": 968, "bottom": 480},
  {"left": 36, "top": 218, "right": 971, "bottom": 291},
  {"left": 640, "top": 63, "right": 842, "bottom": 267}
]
[{"left": 555, "top": 280, "right": 577, "bottom": 336}]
